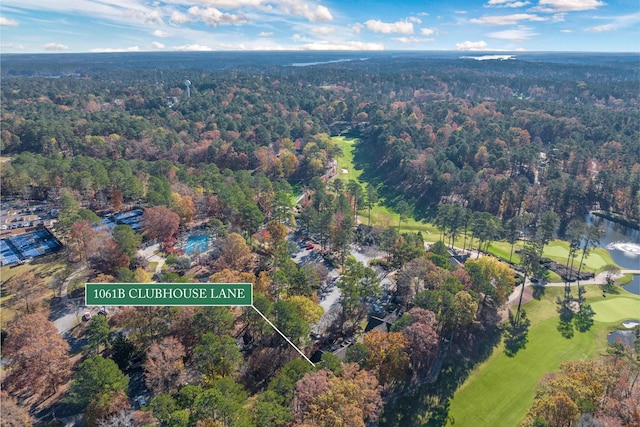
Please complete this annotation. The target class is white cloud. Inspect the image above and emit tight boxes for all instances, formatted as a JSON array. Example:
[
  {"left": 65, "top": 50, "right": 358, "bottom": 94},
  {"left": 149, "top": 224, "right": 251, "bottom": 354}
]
[
  {"left": 486, "top": 0, "right": 531, "bottom": 7},
  {"left": 276, "top": 0, "right": 333, "bottom": 22},
  {"left": 456, "top": 40, "right": 488, "bottom": 50},
  {"left": 351, "top": 23, "right": 364, "bottom": 33},
  {"left": 152, "top": 29, "right": 170, "bottom": 37},
  {"left": 420, "top": 28, "right": 438, "bottom": 36},
  {"left": 126, "top": 9, "right": 163, "bottom": 25},
  {"left": 455, "top": 10, "right": 468, "bottom": 14},
  {"left": 560, "top": 29, "right": 572, "bottom": 32},
  {"left": 91, "top": 46, "right": 140, "bottom": 53},
  {"left": 586, "top": 12, "right": 640, "bottom": 32},
  {"left": 170, "top": 11, "right": 192, "bottom": 24},
  {"left": 174, "top": 44, "right": 213, "bottom": 51},
  {"left": 310, "top": 26, "right": 334, "bottom": 35},
  {"left": 300, "top": 40, "right": 384, "bottom": 50},
  {"left": 365, "top": 19, "right": 414, "bottom": 34},
  {"left": 291, "top": 33, "right": 311, "bottom": 42},
  {"left": 151, "top": 41, "right": 165, "bottom": 49},
  {"left": 188, "top": 6, "right": 249, "bottom": 26},
  {"left": 1, "top": 43, "right": 24, "bottom": 49},
  {"left": 471, "top": 13, "right": 548, "bottom": 25},
  {"left": 487, "top": 27, "right": 537, "bottom": 41},
  {"left": 191, "top": 0, "right": 264, "bottom": 6},
  {"left": 43, "top": 42, "right": 69, "bottom": 51},
  {"left": 533, "top": 0, "right": 605, "bottom": 12},
  {"left": 258, "top": 31, "right": 273, "bottom": 37},
  {"left": 0, "top": 16, "right": 18, "bottom": 26},
  {"left": 392, "top": 36, "right": 434, "bottom": 43},
  {"left": 408, "top": 17, "right": 422, "bottom": 24}
]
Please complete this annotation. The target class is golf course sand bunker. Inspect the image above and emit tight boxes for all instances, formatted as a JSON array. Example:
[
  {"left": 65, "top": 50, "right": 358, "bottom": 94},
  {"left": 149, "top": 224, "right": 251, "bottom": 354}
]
[
  {"left": 623, "top": 320, "right": 640, "bottom": 328},
  {"left": 606, "top": 242, "right": 640, "bottom": 256}
]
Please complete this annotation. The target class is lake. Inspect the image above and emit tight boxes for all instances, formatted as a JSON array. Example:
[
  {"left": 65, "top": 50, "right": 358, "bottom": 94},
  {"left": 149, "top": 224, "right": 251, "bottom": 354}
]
[{"left": 585, "top": 213, "right": 640, "bottom": 295}]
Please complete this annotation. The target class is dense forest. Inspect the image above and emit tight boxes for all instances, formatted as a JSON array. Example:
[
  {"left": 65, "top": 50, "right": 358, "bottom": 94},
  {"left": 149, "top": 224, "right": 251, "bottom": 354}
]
[
  {"left": 1, "top": 52, "right": 638, "bottom": 427},
  {"left": 2, "top": 53, "right": 639, "bottom": 226}
]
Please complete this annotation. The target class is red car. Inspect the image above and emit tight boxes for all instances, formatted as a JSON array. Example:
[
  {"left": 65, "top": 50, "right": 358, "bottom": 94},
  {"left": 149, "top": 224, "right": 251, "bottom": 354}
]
[{"left": 305, "top": 244, "right": 314, "bottom": 250}]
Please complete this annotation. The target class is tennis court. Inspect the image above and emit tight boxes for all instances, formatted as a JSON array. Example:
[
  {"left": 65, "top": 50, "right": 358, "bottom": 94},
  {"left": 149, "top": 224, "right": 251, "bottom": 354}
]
[{"left": 0, "top": 228, "right": 62, "bottom": 266}]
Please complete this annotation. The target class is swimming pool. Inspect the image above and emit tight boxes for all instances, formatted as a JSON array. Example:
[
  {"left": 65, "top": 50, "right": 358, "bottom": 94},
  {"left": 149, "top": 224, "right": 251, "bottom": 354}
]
[{"left": 184, "top": 235, "right": 210, "bottom": 255}]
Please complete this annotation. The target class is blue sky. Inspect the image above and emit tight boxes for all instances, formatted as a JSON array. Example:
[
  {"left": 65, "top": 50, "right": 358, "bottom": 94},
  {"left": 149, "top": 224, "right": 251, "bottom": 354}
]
[{"left": 0, "top": 0, "right": 638, "bottom": 53}]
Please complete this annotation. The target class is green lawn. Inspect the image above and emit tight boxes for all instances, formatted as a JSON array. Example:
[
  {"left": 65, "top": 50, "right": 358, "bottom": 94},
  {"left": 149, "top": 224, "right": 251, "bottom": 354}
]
[
  {"left": 332, "top": 136, "right": 363, "bottom": 182},
  {"left": 446, "top": 286, "right": 640, "bottom": 427}
]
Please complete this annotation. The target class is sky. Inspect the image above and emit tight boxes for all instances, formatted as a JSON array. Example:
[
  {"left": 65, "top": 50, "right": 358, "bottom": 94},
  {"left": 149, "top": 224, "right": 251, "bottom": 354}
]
[{"left": 0, "top": 0, "right": 638, "bottom": 53}]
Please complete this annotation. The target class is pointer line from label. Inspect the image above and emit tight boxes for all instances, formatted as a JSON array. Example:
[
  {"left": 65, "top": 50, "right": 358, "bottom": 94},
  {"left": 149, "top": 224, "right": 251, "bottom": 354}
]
[{"left": 251, "top": 304, "right": 315, "bottom": 367}]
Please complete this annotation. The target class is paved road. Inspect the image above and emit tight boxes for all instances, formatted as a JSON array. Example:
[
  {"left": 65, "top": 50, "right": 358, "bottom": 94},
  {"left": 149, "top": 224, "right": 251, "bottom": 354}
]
[
  {"left": 507, "top": 269, "right": 640, "bottom": 304},
  {"left": 52, "top": 265, "right": 88, "bottom": 335},
  {"left": 139, "top": 243, "right": 165, "bottom": 273}
]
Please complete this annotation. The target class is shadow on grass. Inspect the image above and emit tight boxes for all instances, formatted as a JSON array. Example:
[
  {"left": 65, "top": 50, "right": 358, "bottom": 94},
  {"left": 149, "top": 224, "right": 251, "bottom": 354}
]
[
  {"left": 504, "top": 309, "right": 531, "bottom": 357},
  {"left": 573, "top": 304, "right": 595, "bottom": 333},
  {"left": 532, "top": 285, "right": 546, "bottom": 300},
  {"left": 379, "top": 315, "right": 503, "bottom": 427}
]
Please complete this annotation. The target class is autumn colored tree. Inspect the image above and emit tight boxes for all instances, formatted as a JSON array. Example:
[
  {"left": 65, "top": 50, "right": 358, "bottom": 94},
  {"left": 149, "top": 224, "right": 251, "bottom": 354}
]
[
  {"left": 2, "top": 313, "right": 72, "bottom": 401},
  {"left": 217, "top": 232, "right": 253, "bottom": 272},
  {"left": 142, "top": 205, "right": 180, "bottom": 242},
  {"left": 286, "top": 295, "right": 324, "bottom": 324},
  {"left": 450, "top": 291, "right": 478, "bottom": 332},
  {"left": 88, "top": 236, "right": 130, "bottom": 276},
  {"left": 85, "top": 390, "right": 130, "bottom": 427},
  {"left": 210, "top": 269, "right": 255, "bottom": 285},
  {"left": 144, "top": 336, "right": 187, "bottom": 395},
  {"left": 0, "top": 391, "right": 33, "bottom": 426},
  {"left": 294, "top": 363, "right": 382, "bottom": 427},
  {"left": 171, "top": 192, "right": 196, "bottom": 223},
  {"left": 68, "top": 220, "right": 99, "bottom": 262},
  {"left": 109, "top": 187, "right": 123, "bottom": 211},
  {"left": 363, "top": 330, "right": 409, "bottom": 388},
  {"left": 397, "top": 308, "right": 440, "bottom": 377},
  {"left": 522, "top": 391, "right": 579, "bottom": 427},
  {"left": 4, "top": 272, "right": 45, "bottom": 314},
  {"left": 133, "top": 267, "right": 152, "bottom": 283},
  {"left": 266, "top": 220, "right": 287, "bottom": 255},
  {"left": 465, "top": 256, "right": 515, "bottom": 308}
]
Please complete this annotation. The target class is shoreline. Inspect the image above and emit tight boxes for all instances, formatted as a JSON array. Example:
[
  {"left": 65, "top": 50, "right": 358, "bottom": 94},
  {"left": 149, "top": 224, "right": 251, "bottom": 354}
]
[{"left": 591, "top": 210, "right": 640, "bottom": 230}]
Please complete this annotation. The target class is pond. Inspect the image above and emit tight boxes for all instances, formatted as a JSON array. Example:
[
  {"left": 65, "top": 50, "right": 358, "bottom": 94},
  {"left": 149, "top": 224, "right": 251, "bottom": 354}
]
[
  {"left": 584, "top": 213, "right": 640, "bottom": 295},
  {"left": 184, "top": 235, "right": 210, "bottom": 255}
]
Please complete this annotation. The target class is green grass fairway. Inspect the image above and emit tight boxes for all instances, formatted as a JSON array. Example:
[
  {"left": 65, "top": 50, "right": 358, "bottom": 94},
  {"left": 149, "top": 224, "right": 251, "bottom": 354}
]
[
  {"left": 332, "top": 136, "right": 363, "bottom": 182},
  {"left": 591, "top": 296, "right": 640, "bottom": 323},
  {"left": 446, "top": 286, "right": 640, "bottom": 427}
]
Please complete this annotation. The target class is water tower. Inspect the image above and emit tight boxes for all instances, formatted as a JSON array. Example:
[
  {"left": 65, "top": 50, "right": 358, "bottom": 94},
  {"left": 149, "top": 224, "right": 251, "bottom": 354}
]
[{"left": 184, "top": 79, "right": 191, "bottom": 98}]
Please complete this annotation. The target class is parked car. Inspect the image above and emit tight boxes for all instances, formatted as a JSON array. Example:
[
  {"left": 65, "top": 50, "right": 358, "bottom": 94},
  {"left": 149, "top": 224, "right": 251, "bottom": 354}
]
[
  {"left": 305, "top": 244, "right": 314, "bottom": 250},
  {"left": 82, "top": 312, "right": 92, "bottom": 321}
]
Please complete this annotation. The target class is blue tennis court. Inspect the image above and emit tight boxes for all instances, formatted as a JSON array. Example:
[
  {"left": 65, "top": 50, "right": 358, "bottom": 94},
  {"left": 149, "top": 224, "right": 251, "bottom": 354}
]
[{"left": 0, "top": 228, "right": 62, "bottom": 266}]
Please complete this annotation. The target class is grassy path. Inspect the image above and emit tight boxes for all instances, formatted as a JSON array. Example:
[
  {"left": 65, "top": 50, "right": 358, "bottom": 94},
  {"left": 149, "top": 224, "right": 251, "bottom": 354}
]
[{"left": 446, "top": 285, "right": 640, "bottom": 426}]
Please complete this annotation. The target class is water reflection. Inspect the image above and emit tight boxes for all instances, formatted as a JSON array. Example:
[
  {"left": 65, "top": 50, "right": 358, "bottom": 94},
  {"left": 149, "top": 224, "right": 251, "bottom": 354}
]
[{"left": 584, "top": 213, "right": 640, "bottom": 295}]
